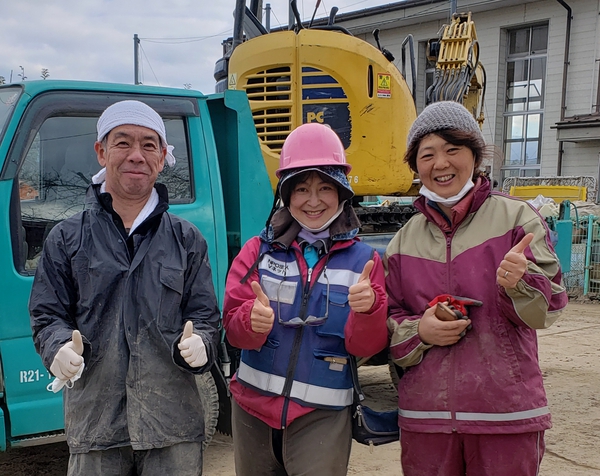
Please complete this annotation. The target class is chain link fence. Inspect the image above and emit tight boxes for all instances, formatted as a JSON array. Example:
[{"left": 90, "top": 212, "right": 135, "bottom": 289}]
[{"left": 563, "top": 215, "right": 600, "bottom": 298}]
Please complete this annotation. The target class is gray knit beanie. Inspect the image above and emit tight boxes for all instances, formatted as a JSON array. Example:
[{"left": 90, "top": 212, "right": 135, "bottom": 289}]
[{"left": 407, "top": 101, "right": 484, "bottom": 150}]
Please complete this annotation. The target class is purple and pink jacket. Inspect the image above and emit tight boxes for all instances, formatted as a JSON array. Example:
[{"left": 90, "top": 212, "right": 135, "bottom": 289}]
[{"left": 384, "top": 177, "right": 567, "bottom": 435}]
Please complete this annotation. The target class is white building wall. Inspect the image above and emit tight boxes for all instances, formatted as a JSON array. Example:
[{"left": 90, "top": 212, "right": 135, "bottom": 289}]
[
  {"left": 563, "top": 141, "right": 600, "bottom": 177},
  {"left": 339, "top": 0, "right": 600, "bottom": 184},
  {"left": 548, "top": 0, "right": 600, "bottom": 178},
  {"left": 562, "top": 1, "right": 599, "bottom": 116},
  {"left": 593, "top": 0, "right": 600, "bottom": 112}
]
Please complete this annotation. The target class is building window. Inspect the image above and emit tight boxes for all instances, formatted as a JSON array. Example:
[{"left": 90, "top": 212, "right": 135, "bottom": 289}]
[{"left": 501, "top": 24, "right": 548, "bottom": 181}]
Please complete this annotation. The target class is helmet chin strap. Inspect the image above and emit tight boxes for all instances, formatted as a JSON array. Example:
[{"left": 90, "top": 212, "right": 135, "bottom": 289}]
[{"left": 290, "top": 201, "right": 346, "bottom": 233}]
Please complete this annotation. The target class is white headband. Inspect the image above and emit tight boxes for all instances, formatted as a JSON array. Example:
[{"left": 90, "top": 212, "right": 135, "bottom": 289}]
[{"left": 93, "top": 100, "right": 176, "bottom": 184}]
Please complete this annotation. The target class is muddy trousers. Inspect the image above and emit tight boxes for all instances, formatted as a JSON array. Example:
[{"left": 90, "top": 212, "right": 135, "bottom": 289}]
[
  {"left": 401, "top": 429, "right": 545, "bottom": 476},
  {"left": 231, "top": 399, "right": 352, "bottom": 476},
  {"left": 67, "top": 441, "right": 203, "bottom": 476}
]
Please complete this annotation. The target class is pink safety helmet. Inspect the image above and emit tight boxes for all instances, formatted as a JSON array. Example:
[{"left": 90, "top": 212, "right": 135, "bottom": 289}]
[{"left": 276, "top": 123, "right": 352, "bottom": 177}]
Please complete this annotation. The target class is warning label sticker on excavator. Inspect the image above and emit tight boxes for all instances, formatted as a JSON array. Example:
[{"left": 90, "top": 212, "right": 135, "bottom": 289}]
[
  {"left": 377, "top": 73, "right": 391, "bottom": 98},
  {"left": 228, "top": 73, "right": 237, "bottom": 90}
]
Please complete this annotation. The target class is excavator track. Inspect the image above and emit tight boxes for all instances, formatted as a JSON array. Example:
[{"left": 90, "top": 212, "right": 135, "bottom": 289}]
[{"left": 355, "top": 203, "right": 418, "bottom": 233}]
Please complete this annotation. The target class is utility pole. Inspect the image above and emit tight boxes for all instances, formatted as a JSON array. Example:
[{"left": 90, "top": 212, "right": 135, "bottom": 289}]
[
  {"left": 265, "top": 3, "right": 271, "bottom": 32},
  {"left": 134, "top": 34, "right": 141, "bottom": 85},
  {"left": 450, "top": 0, "right": 457, "bottom": 15}
]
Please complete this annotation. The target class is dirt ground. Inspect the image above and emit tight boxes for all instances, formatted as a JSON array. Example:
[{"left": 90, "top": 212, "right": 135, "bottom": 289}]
[{"left": 1, "top": 302, "right": 599, "bottom": 475}]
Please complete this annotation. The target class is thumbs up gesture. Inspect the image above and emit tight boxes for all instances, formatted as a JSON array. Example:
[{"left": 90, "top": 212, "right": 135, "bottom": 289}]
[
  {"left": 497, "top": 233, "right": 534, "bottom": 289},
  {"left": 178, "top": 321, "right": 208, "bottom": 368},
  {"left": 50, "top": 330, "right": 84, "bottom": 381},
  {"left": 250, "top": 281, "right": 275, "bottom": 334},
  {"left": 348, "top": 260, "right": 376, "bottom": 313}
]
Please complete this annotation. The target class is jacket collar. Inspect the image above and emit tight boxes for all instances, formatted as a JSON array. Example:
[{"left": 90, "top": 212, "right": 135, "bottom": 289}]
[
  {"left": 260, "top": 202, "right": 360, "bottom": 247},
  {"left": 86, "top": 182, "right": 170, "bottom": 236},
  {"left": 87, "top": 182, "right": 169, "bottom": 208},
  {"left": 414, "top": 176, "right": 491, "bottom": 232}
]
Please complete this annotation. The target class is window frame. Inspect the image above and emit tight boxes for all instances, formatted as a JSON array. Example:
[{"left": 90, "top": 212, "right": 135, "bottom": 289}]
[
  {"left": 7, "top": 91, "right": 199, "bottom": 274},
  {"left": 501, "top": 23, "right": 549, "bottom": 182}
]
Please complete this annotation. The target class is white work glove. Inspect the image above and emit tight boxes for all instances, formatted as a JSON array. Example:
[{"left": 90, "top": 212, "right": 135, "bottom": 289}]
[
  {"left": 178, "top": 321, "right": 208, "bottom": 368},
  {"left": 50, "top": 330, "right": 85, "bottom": 393}
]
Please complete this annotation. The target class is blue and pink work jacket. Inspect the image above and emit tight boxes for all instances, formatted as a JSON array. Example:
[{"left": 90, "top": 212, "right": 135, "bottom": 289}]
[{"left": 224, "top": 235, "right": 388, "bottom": 429}]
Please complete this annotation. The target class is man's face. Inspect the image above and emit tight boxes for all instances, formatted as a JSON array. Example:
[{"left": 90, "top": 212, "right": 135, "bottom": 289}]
[{"left": 95, "top": 125, "right": 166, "bottom": 201}]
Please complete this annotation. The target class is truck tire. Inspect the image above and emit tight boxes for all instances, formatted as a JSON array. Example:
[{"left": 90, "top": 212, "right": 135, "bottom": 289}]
[
  {"left": 214, "top": 368, "right": 233, "bottom": 437},
  {"left": 195, "top": 372, "right": 220, "bottom": 449}
]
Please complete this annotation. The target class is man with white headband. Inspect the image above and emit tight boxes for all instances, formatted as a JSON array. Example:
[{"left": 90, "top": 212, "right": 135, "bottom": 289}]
[{"left": 30, "top": 100, "right": 220, "bottom": 475}]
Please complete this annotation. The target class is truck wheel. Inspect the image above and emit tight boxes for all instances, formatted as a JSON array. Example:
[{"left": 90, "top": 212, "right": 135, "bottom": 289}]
[
  {"left": 195, "top": 372, "right": 220, "bottom": 450},
  {"left": 214, "top": 368, "right": 233, "bottom": 437}
]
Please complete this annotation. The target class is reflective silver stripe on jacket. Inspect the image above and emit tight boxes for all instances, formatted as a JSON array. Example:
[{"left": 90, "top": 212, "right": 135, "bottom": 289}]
[
  {"left": 237, "top": 361, "right": 353, "bottom": 407},
  {"left": 456, "top": 406, "right": 550, "bottom": 421},
  {"left": 398, "top": 409, "right": 452, "bottom": 419},
  {"left": 398, "top": 406, "right": 549, "bottom": 421},
  {"left": 316, "top": 268, "right": 361, "bottom": 288}
]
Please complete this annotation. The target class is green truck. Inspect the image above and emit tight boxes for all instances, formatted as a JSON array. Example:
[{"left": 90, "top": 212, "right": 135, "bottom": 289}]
[{"left": 0, "top": 80, "right": 273, "bottom": 450}]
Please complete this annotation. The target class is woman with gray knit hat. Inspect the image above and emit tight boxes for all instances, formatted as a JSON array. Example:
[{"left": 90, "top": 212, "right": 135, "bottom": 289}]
[
  {"left": 222, "top": 123, "right": 388, "bottom": 476},
  {"left": 384, "top": 101, "right": 567, "bottom": 475}
]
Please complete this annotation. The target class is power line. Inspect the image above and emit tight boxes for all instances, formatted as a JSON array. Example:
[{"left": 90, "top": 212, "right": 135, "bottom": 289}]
[
  {"left": 140, "top": 30, "right": 230, "bottom": 44},
  {"left": 344, "top": 1, "right": 449, "bottom": 34},
  {"left": 335, "top": 0, "right": 379, "bottom": 12},
  {"left": 139, "top": 42, "right": 161, "bottom": 86},
  {"left": 268, "top": 6, "right": 284, "bottom": 29}
]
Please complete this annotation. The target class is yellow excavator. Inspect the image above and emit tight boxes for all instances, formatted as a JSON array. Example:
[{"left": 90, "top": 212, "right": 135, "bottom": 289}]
[
  {"left": 213, "top": 0, "right": 488, "bottom": 393},
  {"left": 214, "top": 0, "right": 486, "bottom": 229}
]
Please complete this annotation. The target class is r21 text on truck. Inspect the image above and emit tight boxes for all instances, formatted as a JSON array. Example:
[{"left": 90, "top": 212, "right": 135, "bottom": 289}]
[{"left": 0, "top": 80, "right": 273, "bottom": 450}]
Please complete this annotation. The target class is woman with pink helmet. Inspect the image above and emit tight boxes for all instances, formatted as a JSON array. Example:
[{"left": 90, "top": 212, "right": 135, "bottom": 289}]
[{"left": 223, "top": 123, "right": 389, "bottom": 475}]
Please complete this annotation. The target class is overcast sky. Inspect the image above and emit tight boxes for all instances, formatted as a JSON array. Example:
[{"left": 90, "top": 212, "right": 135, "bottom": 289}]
[{"left": 1, "top": 1, "right": 394, "bottom": 94}]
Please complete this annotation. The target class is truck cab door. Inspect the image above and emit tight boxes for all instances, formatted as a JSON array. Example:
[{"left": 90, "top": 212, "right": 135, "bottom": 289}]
[{"left": 0, "top": 89, "right": 205, "bottom": 448}]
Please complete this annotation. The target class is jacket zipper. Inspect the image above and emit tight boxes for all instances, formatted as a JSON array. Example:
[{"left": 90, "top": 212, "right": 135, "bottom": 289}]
[
  {"left": 280, "top": 255, "right": 327, "bottom": 429},
  {"left": 445, "top": 235, "right": 459, "bottom": 431},
  {"left": 280, "top": 261, "right": 314, "bottom": 429},
  {"left": 425, "top": 207, "right": 472, "bottom": 432}
]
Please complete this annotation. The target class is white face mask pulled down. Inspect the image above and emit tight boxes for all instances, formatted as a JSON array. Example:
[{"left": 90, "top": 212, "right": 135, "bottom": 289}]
[
  {"left": 419, "top": 167, "right": 475, "bottom": 208},
  {"left": 289, "top": 201, "right": 346, "bottom": 233}
]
